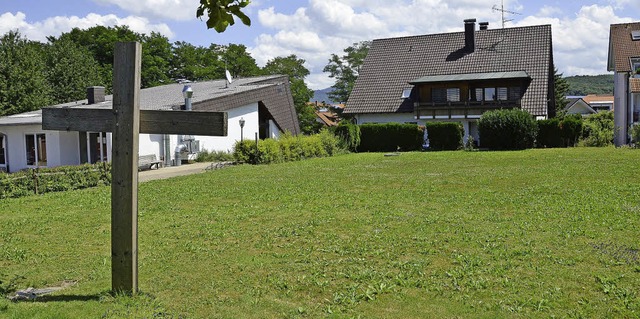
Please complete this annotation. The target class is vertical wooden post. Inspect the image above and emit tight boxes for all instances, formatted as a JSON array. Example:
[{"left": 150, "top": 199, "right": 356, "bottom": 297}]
[{"left": 111, "top": 42, "right": 141, "bottom": 293}]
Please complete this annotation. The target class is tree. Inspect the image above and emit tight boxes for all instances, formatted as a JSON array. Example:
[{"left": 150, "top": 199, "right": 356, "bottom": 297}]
[
  {"left": 554, "top": 67, "right": 570, "bottom": 117},
  {"left": 196, "top": 0, "right": 251, "bottom": 33},
  {"left": 222, "top": 44, "right": 260, "bottom": 78},
  {"left": 44, "top": 38, "right": 104, "bottom": 103},
  {"left": 323, "top": 41, "right": 370, "bottom": 103},
  {"left": 140, "top": 32, "right": 172, "bottom": 87},
  {"left": 263, "top": 55, "right": 320, "bottom": 134},
  {"left": 0, "top": 31, "right": 52, "bottom": 116}
]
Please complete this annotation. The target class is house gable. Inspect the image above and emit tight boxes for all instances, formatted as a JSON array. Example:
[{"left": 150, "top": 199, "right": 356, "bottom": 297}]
[
  {"left": 608, "top": 22, "right": 640, "bottom": 73},
  {"left": 345, "top": 22, "right": 553, "bottom": 118}
]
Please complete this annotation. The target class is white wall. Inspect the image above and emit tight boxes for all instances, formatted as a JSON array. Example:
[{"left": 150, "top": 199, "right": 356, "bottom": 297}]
[
  {"left": 139, "top": 133, "right": 163, "bottom": 160},
  {"left": 0, "top": 125, "right": 81, "bottom": 173},
  {"left": 614, "top": 72, "right": 628, "bottom": 146},
  {"left": 194, "top": 102, "right": 259, "bottom": 153}
]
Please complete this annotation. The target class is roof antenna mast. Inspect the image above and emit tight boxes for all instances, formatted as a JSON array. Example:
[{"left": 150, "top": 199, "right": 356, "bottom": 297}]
[{"left": 492, "top": 0, "right": 521, "bottom": 29}]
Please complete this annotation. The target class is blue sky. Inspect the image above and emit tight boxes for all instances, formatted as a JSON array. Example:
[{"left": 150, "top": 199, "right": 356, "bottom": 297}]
[{"left": 1, "top": 0, "right": 639, "bottom": 89}]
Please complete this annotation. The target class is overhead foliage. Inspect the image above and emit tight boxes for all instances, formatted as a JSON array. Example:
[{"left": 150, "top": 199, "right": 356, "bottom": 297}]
[{"left": 196, "top": 0, "right": 251, "bottom": 33}]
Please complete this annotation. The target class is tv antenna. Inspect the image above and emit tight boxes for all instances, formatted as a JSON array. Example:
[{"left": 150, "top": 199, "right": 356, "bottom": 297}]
[{"left": 492, "top": 0, "right": 521, "bottom": 29}]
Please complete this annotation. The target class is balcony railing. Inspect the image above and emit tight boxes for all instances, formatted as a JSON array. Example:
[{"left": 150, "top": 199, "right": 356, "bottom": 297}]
[{"left": 415, "top": 99, "right": 521, "bottom": 119}]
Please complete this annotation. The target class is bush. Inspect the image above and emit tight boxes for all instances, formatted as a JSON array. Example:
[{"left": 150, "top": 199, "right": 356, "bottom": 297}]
[
  {"left": 232, "top": 131, "right": 343, "bottom": 165},
  {"left": 580, "top": 111, "right": 614, "bottom": 147},
  {"left": 426, "top": 122, "right": 463, "bottom": 151},
  {"left": 478, "top": 109, "right": 538, "bottom": 150},
  {"left": 631, "top": 125, "right": 640, "bottom": 148},
  {"left": 560, "top": 115, "right": 583, "bottom": 147},
  {"left": 195, "top": 149, "right": 234, "bottom": 162},
  {"left": 333, "top": 123, "right": 361, "bottom": 152},
  {"left": 0, "top": 162, "right": 111, "bottom": 199},
  {"left": 358, "top": 123, "right": 424, "bottom": 152},
  {"left": 537, "top": 118, "right": 563, "bottom": 148}
]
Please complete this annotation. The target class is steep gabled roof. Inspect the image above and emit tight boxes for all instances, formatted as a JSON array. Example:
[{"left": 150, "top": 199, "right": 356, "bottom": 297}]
[
  {"left": 0, "top": 75, "right": 300, "bottom": 134},
  {"left": 608, "top": 22, "right": 640, "bottom": 72},
  {"left": 345, "top": 24, "right": 553, "bottom": 117}
]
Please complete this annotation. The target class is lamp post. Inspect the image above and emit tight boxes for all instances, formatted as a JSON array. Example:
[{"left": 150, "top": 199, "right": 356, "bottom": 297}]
[{"left": 239, "top": 117, "right": 245, "bottom": 142}]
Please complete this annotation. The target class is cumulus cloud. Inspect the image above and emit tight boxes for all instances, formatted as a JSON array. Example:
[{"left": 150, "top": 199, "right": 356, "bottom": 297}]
[
  {"left": 0, "top": 12, "right": 174, "bottom": 42},
  {"left": 250, "top": 1, "right": 637, "bottom": 89},
  {"left": 93, "top": 0, "right": 199, "bottom": 21}
]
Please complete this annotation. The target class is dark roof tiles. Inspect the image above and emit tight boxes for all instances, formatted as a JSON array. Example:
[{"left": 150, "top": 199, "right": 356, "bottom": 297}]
[
  {"left": 608, "top": 22, "right": 640, "bottom": 72},
  {"left": 346, "top": 24, "right": 553, "bottom": 117}
]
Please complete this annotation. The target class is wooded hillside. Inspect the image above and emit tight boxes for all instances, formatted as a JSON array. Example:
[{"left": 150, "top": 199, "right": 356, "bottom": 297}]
[{"left": 564, "top": 74, "right": 613, "bottom": 96}]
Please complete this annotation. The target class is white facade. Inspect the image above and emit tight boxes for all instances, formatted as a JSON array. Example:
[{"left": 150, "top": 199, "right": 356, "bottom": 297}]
[{"left": 0, "top": 102, "right": 285, "bottom": 173}]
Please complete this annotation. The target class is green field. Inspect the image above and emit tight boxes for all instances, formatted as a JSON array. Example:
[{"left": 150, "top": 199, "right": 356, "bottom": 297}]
[{"left": 1, "top": 148, "right": 639, "bottom": 318}]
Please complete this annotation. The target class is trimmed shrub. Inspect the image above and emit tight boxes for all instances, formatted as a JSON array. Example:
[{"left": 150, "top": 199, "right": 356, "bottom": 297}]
[
  {"left": 0, "top": 162, "right": 111, "bottom": 199},
  {"left": 560, "top": 115, "right": 583, "bottom": 147},
  {"left": 426, "top": 122, "right": 463, "bottom": 151},
  {"left": 232, "top": 131, "right": 343, "bottom": 165},
  {"left": 537, "top": 118, "right": 563, "bottom": 148},
  {"left": 358, "top": 123, "right": 424, "bottom": 152},
  {"left": 333, "top": 123, "right": 361, "bottom": 152},
  {"left": 478, "top": 109, "right": 538, "bottom": 150},
  {"left": 631, "top": 125, "right": 640, "bottom": 148},
  {"left": 195, "top": 149, "right": 234, "bottom": 162}
]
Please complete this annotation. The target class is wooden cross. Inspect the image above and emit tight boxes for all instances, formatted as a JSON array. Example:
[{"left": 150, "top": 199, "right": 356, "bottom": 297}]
[{"left": 42, "top": 42, "right": 228, "bottom": 293}]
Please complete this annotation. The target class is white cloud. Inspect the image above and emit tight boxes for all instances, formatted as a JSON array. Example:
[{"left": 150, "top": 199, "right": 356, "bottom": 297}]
[
  {"left": 250, "top": 1, "right": 639, "bottom": 89},
  {"left": 0, "top": 12, "right": 174, "bottom": 43},
  {"left": 93, "top": 0, "right": 199, "bottom": 21}
]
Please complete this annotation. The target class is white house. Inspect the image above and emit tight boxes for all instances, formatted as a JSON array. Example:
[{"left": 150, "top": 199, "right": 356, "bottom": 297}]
[
  {"left": 608, "top": 21, "right": 640, "bottom": 146},
  {"left": 0, "top": 75, "right": 300, "bottom": 173},
  {"left": 344, "top": 19, "right": 554, "bottom": 145}
]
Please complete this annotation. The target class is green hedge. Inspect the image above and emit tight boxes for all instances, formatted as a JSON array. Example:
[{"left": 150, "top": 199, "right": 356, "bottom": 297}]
[
  {"left": 233, "top": 130, "right": 341, "bottom": 165},
  {"left": 358, "top": 123, "right": 424, "bottom": 152},
  {"left": 537, "top": 118, "right": 563, "bottom": 148},
  {"left": 478, "top": 109, "right": 538, "bottom": 150},
  {"left": 580, "top": 111, "right": 614, "bottom": 147},
  {"left": 0, "top": 163, "right": 111, "bottom": 199},
  {"left": 426, "top": 122, "right": 463, "bottom": 151}
]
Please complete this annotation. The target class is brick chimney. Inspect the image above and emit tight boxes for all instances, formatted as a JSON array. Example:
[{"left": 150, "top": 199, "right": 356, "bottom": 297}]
[
  {"left": 479, "top": 22, "right": 489, "bottom": 30},
  {"left": 87, "top": 86, "right": 105, "bottom": 105},
  {"left": 464, "top": 18, "right": 476, "bottom": 53}
]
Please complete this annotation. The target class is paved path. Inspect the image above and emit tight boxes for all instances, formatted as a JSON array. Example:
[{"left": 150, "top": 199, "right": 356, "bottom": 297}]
[{"left": 138, "top": 162, "right": 217, "bottom": 182}]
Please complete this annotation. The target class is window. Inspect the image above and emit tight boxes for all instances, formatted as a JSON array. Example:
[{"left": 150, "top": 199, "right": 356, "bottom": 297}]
[
  {"left": 26, "top": 133, "right": 47, "bottom": 166},
  {"left": 401, "top": 88, "right": 412, "bottom": 99},
  {"left": 88, "top": 132, "right": 108, "bottom": 163},
  {"left": 471, "top": 88, "right": 483, "bottom": 101},
  {"left": 432, "top": 88, "right": 460, "bottom": 102},
  {"left": 497, "top": 87, "right": 508, "bottom": 101},
  {"left": 446, "top": 88, "right": 461, "bottom": 102},
  {"left": 509, "top": 87, "right": 521, "bottom": 100},
  {"left": 0, "top": 135, "right": 5, "bottom": 166},
  {"left": 632, "top": 30, "right": 640, "bottom": 41},
  {"left": 484, "top": 88, "right": 496, "bottom": 101}
]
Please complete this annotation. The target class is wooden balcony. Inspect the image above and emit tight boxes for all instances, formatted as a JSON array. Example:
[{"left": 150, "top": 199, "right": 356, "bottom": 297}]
[{"left": 415, "top": 99, "right": 521, "bottom": 119}]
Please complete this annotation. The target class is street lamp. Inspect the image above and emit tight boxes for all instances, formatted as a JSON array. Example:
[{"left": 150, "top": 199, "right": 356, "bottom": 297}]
[{"left": 239, "top": 117, "right": 245, "bottom": 142}]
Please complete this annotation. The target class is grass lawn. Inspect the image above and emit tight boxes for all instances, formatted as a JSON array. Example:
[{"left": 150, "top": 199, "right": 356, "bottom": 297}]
[{"left": 1, "top": 147, "right": 639, "bottom": 318}]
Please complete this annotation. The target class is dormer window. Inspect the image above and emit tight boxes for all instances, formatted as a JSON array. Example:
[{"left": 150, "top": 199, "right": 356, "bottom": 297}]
[
  {"left": 632, "top": 30, "right": 640, "bottom": 41},
  {"left": 401, "top": 88, "right": 412, "bottom": 99}
]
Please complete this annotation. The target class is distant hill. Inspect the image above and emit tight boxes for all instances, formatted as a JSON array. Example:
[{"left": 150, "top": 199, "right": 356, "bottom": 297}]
[
  {"left": 564, "top": 74, "right": 613, "bottom": 96},
  {"left": 311, "top": 88, "right": 337, "bottom": 104}
]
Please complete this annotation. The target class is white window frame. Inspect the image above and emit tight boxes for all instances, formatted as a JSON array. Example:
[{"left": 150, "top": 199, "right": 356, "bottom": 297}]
[{"left": 87, "top": 132, "right": 109, "bottom": 163}]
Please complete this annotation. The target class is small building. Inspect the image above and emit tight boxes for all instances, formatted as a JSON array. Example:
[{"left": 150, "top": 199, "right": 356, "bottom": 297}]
[
  {"left": 344, "top": 19, "right": 555, "bottom": 144},
  {"left": 607, "top": 21, "right": 640, "bottom": 146},
  {"left": 582, "top": 94, "right": 614, "bottom": 112},
  {"left": 565, "top": 98, "right": 596, "bottom": 117},
  {"left": 0, "top": 75, "right": 300, "bottom": 173}
]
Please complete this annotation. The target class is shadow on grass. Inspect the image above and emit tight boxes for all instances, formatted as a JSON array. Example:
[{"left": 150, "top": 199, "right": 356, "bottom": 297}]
[{"left": 29, "top": 294, "right": 102, "bottom": 302}]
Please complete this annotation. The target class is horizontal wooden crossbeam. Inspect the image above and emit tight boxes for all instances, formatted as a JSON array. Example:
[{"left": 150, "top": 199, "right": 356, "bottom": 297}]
[{"left": 42, "top": 108, "right": 228, "bottom": 136}]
